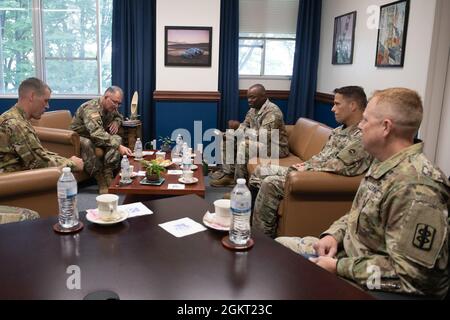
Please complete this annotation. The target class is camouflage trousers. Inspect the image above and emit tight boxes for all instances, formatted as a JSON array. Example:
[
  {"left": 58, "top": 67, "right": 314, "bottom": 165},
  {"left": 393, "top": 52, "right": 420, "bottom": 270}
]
[
  {"left": 79, "top": 137, "right": 121, "bottom": 177},
  {"left": 221, "top": 132, "right": 265, "bottom": 181},
  {"left": 250, "top": 165, "right": 290, "bottom": 238},
  {"left": 0, "top": 205, "right": 40, "bottom": 224},
  {"left": 275, "top": 236, "right": 319, "bottom": 255}
]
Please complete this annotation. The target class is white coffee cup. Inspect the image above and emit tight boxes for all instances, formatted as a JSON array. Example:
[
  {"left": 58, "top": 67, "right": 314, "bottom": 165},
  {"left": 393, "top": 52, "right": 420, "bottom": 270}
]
[
  {"left": 96, "top": 194, "right": 119, "bottom": 221},
  {"left": 214, "top": 199, "right": 231, "bottom": 219},
  {"left": 156, "top": 151, "right": 166, "bottom": 160},
  {"left": 183, "top": 170, "right": 193, "bottom": 182}
]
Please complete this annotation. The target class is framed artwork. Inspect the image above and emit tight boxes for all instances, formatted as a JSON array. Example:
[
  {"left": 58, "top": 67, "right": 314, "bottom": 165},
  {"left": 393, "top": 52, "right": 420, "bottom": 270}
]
[
  {"left": 375, "top": 0, "right": 410, "bottom": 67},
  {"left": 332, "top": 11, "right": 357, "bottom": 65},
  {"left": 164, "top": 26, "right": 212, "bottom": 67}
]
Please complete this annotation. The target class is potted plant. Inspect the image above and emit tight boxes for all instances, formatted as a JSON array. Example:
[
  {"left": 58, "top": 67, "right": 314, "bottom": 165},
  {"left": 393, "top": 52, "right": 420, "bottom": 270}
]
[
  {"left": 158, "top": 136, "right": 174, "bottom": 152},
  {"left": 140, "top": 160, "right": 166, "bottom": 182}
]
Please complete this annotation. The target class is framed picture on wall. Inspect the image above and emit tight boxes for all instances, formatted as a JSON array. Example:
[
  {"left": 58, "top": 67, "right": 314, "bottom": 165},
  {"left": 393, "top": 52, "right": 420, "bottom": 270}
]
[
  {"left": 375, "top": 0, "right": 410, "bottom": 67},
  {"left": 332, "top": 11, "right": 357, "bottom": 65},
  {"left": 164, "top": 26, "right": 212, "bottom": 67}
]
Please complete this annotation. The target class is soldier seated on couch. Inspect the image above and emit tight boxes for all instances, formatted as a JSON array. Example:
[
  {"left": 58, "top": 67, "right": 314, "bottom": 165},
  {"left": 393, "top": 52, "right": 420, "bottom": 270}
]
[
  {"left": 277, "top": 88, "right": 449, "bottom": 299},
  {"left": 251, "top": 86, "right": 373, "bottom": 238}
]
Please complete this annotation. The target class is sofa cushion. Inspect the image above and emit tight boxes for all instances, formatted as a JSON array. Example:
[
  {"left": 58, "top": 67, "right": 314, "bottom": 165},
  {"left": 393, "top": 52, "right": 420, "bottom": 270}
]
[
  {"left": 302, "top": 124, "right": 332, "bottom": 161},
  {"left": 288, "top": 118, "right": 320, "bottom": 159},
  {"left": 32, "top": 110, "right": 72, "bottom": 130},
  {"left": 247, "top": 153, "right": 302, "bottom": 175}
]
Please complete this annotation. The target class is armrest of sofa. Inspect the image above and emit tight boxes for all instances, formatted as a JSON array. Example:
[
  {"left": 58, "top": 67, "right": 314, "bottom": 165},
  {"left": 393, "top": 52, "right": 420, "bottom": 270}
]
[
  {"left": 0, "top": 168, "right": 61, "bottom": 218},
  {"left": 286, "top": 171, "right": 363, "bottom": 195},
  {"left": 0, "top": 167, "right": 61, "bottom": 197},
  {"left": 34, "top": 126, "right": 81, "bottom": 157},
  {"left": 276, "top": 171, "right": 364, "bottom": 237}
]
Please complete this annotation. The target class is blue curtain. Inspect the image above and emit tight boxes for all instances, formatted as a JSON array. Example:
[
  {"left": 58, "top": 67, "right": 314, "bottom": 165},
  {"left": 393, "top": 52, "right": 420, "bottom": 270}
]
[
  {"left": 286, "top": 0, "right": 322, "bottom": 123},
  {"left": 112, "top": 0, "right": 156, "bottom": 144},
  {"left": 218, "top": 0, "right": 239, "bottom": 131}
]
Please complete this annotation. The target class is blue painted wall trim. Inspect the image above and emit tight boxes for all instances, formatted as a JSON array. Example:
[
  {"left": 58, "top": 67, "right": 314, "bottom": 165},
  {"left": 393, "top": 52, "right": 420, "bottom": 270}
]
[
  {"left": 155, "top": 101, "right": 218, "bottom": 149},
  {"left": 238, "top": 97, "right": 337, "bottom": 128},
  {"left": 0, "top": 98, "right": 92, "bottom": 116},
  {"left": 314, "top": 101, "right": 339, "bottom": 128}
]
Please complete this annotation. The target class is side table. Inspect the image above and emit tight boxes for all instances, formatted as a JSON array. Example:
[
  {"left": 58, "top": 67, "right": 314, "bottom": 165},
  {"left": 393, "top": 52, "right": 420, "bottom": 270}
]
[{"left": 120, "top": 120, "right": 142, "bottom": 150}]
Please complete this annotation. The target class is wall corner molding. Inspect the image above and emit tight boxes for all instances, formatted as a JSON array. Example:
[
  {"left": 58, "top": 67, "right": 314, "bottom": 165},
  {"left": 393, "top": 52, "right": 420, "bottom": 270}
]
[
  {"left": 315, "top": 92, "right": 334, "bottom": 104},
  {"left": 153, "top": 91, "right": 221, "bottom": 102}
]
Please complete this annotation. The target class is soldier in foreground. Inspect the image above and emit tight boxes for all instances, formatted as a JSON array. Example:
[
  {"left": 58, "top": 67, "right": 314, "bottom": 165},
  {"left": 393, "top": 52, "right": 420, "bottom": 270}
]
[
  {"left": 0, "top": 77, "right": 83, "bottom": 173},
  {"left": 251, "top": 86, "right": 373, "bottom": 238},
  {"left": 70, "top": 86, "right": 132, "bottom": 194},
  {"left": 277, "top": 88, "right": 449, "bottom": 298}
]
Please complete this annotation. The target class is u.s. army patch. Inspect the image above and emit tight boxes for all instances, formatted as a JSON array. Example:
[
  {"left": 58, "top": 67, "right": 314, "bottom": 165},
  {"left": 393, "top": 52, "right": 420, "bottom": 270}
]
[
  {"left": 91, "top": 112, "right": 101, "bottom": 120},
  {"left": 412, "top": 224, "right": 436, "bottom": 251}
]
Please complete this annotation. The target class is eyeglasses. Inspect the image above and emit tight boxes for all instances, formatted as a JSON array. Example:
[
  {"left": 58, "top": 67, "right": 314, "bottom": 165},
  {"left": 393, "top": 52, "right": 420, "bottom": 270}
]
[{"left": 108, "top": 96, "right": 122, "bottom": 106}]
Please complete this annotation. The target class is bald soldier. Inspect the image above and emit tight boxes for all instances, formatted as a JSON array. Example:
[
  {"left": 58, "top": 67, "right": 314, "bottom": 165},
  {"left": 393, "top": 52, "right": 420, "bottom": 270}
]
[
  {"left": 210, "top": 84, "right": 289, "bottom": 187},
  {"left": 251, "top": 86, "right": 373, "bottom": 238},
  {"left": 70, "top": 86, "right": 132, "bottom": 194},
  {"left": 277, "top": 88, "right": 449, "bottom": 298},
  {"left": 0, "top": 77, "right": 83, "bottom": 173}
]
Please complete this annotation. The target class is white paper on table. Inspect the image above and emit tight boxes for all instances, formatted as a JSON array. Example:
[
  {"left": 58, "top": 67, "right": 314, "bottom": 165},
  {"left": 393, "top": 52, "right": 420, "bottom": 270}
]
[
  {"left": 142, "top": 151, "right": 154, "bottom": 156},
  {"left": 167, "top": 170, "right": 183, "bottom": 175},
  {"left": 118, "top": 202, "right": 153, "bottom": 218},
  {"left": 168, "top": 184, "right": 185, "bottom": 190},
  {"left": 137, "top": 170, "right": 146, "bottom": 177},
  {"left": 86, "top": 202, "right": 153, "bottom": 218},
  {"left": 159, "top": 217, "right": 206, "bottom": 238}
]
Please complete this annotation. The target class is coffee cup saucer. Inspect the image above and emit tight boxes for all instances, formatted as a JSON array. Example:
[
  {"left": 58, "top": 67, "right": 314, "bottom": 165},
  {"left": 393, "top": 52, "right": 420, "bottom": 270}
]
[
  {"left": 178, "top": 177, "right": 198, "bottom": 184},
  {"left": 86, "top": 210, "right": 128, "bottom": 225},
  {"left": 202, "top": 211, "right": 230, "bottom": 231}
]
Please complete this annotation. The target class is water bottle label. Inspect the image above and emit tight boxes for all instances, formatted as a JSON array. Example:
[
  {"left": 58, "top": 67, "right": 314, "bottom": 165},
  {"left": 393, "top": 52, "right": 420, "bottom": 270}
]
[{"left": 231, "top": 207, "right": 250, "bottom": 214}]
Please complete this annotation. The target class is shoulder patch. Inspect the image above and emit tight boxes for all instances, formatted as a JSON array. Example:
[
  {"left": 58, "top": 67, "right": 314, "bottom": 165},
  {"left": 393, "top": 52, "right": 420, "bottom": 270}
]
[{"left": 90, "top": 112, "right": 101, "bottom": 120}]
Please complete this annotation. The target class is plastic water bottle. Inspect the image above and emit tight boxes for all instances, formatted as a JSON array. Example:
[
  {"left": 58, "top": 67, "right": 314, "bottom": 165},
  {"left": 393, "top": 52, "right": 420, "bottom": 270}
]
[
  {"left": 134, "top": 138, "right": 143, "bottom": 160},
  {"left": 57, "top": 167, "right": 79, "bottom": 229},
  {"left": 229, "top": 179, "right": 252, "bottom": 245},
  {"left": 181, "top": 148, "right": 192, "bottom": 172},
  {"left": 120, "top": 155, "right": 132, "bottom": 184},
  {"left": 175, "top": 134, "right": 183, "bottom": 156}
]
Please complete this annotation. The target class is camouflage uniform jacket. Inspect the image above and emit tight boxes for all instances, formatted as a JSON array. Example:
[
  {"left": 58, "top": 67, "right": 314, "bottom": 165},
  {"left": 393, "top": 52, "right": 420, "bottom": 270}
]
[
  {"left": 0, "top": 105, "right": 74, "bottom": 173},
  {"left": 237, "top": 99, "right": 289, "bottom": 158},
  {"left": 323, "top": 143, "right": 449, "bottom": 298},
  {"left": 302, "top": 124, "right": 373, "bottom": 176},
  {"left": 70, "top": 98, "right": 123, "bottom": 149}
]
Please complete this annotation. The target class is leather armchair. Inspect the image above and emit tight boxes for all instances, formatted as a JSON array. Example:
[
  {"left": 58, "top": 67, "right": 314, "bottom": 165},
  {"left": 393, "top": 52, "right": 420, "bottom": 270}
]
[
  {"left": 278, "top": 171, "right": 363, "bottom": 237},
  {"left": 0, "top": 167, "right": 61, "bottom": 218},
  {"left": 33, "top": 110, "right": 89, "bottom": 182}
]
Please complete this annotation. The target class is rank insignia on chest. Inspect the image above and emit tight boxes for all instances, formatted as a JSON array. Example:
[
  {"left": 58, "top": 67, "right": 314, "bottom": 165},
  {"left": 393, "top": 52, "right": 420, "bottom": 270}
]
[{"left": 413, "top": 224, "right": 436, "bottom": 251}]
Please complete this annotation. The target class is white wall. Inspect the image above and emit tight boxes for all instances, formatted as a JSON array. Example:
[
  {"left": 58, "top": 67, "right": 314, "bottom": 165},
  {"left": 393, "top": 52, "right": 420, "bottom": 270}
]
[
  {"left": 156, "top": 0, "right": 220, "bottom": 91},
  {"left": 317, "top": 0, "right": 436, "bottom": 97},
  {"left": 435, "top": 60, "right": 450, "bottom": 177}
]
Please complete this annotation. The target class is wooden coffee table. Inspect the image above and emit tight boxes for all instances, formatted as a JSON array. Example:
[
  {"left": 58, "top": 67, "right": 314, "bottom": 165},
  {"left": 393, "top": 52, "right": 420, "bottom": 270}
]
[{"left": 108, "top": 152, "right": 205, "bottom": 203}]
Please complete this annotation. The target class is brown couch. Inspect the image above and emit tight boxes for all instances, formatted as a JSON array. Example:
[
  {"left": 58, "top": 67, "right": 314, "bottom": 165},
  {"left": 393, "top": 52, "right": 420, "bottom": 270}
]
[
  {"left": 0, "top": 110, "right": 87, "bottom": 218},
  {"left": 32, "top": 110, "right": 89, "bottom": 182},
  {"left": 247, "top": 118, "right": 364, "bottom": 237},
  {"left": 0, "top": 167, "right": 61, "bottom": 218}
]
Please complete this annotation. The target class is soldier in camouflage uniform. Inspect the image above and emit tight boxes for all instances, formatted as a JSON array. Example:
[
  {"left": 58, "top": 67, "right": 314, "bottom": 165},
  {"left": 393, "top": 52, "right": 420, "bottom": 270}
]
[
  {"left": 251, "top": 86, "right": 373, "bottom": 238},
  {"left": 70, "top": 86, "right": 132, "bottom": 193},
  {"left": 277, "top": 88, "right": 449, "bottom": 298},
  {"left": 0, "top": 78, "right": 83, "bottom": 173},
  {"left": 210, "top": 84, "right": 289, "bottom": 187}
]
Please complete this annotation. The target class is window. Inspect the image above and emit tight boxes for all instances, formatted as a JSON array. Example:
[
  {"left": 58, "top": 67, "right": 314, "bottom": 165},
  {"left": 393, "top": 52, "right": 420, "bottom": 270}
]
[
  {"left": 239, "top": 0, "right": 298, "bottom": 77},
  {"left": 239, "top": 33, "right": 295, "bottom": 76},
  {"left": 0, "top": 0, "right": 112, "bottom": 96}
]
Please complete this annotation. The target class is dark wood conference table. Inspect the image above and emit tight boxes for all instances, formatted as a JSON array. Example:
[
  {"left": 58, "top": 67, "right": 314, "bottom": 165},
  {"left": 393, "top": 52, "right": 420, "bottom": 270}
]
[{"left": 0, "top": 195, "right": 373, "bottom": 300}]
